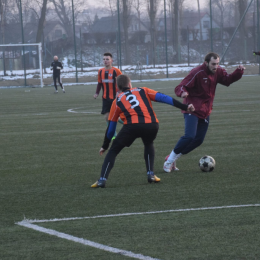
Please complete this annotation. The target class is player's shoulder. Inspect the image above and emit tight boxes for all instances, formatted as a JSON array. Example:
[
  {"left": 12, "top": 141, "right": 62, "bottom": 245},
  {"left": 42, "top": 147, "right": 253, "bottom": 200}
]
[{"left": 112, "top": 67, "right": 122, "bottom": 74}]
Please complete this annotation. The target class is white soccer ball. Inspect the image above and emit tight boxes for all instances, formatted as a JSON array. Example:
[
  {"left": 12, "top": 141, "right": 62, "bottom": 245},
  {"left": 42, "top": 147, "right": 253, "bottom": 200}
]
[{"left": 199, "top": 155, "right": 216, "bottom": 172}]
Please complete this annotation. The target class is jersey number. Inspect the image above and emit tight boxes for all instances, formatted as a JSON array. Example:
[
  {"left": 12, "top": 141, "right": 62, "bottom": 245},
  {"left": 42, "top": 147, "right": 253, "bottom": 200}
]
[{"left": 126, "top": 94, "right": 140, "bottom": 109}]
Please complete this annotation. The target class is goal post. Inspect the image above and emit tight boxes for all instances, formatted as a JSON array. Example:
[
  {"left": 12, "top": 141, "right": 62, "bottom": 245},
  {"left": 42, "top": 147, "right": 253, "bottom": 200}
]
[{"left": 0, "top": 43, "right": 43, "bottom": 88}]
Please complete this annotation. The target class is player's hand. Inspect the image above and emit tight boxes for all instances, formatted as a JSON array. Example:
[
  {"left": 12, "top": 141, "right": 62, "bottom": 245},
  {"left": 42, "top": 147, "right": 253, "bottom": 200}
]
[
  {"left": 181, "top": 92, "right": 188, "bottom": 98},
  {"left": 187, "top": 104, "right": 195, "bottom": 112},
  {"left": 238, "top": 65, "right": 245, "bottom": 70},
  {"left": 93, "top": 94, "right": 98, "bottom": 99},
  {"left": 99, "top": 148, "right": 106, "bottom": 155}
]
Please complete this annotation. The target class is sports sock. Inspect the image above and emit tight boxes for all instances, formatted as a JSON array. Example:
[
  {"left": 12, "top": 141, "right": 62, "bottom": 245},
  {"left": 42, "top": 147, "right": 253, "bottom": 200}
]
[{"left": 167, "top": 151, "right": 182, "bottom": 163}]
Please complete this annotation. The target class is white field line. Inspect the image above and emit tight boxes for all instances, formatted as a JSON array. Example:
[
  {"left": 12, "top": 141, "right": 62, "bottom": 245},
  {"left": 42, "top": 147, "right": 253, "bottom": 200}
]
[
  {"left": 18, "top": 204, "right": 260, "bottom": 224},
  {"left": 16, "top": 204, "right": 260, "bottom": 260},
  {"left": 67, "top": 108, "right": 99, "bottom": 114},
  {"left": 17, "top": 222, "right": 161, "bottom": 260}
]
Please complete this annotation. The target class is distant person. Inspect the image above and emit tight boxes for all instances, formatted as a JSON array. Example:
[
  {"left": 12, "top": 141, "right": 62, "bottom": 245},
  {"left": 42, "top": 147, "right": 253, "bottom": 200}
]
[
  {"left": 91, "top": 74, "right": 195, "bottom": 188},
  {"left": 163, "top": 52, "right": 245, "bottom": 173},
  {"left": 51, "top": 56, "right": 65, "bottom": 93},
  {"left": 93, "top": 53, "right": 123, "bottom": 139}
]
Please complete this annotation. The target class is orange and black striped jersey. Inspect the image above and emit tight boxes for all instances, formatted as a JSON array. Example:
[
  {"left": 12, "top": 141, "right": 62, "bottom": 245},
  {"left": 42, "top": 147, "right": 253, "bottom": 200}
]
[
  {"left": 108, "top": 87, "right": 159, "bottom": 124},
  {"left": 98, "top": 67, "right": 122, "bottom": 100}
]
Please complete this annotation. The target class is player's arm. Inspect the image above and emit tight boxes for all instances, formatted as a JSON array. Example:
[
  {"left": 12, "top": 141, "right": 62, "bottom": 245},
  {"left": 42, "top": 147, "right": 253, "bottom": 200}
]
[
  {"left": 146, "top": 87, "right": 194, "bottom": 112},
  {"left": 217, "top": 66, "right": 244, "bottom": 86},
  {"left": 100, "top": 102, "right": 121, "bottom": 154},
  {"left": 115, "top": 68, "right": 122, "bottom": 92},
  {"left": 60, "top": 62, "right": 63, "bottom": 69},
  {"left": 94, "top": 83, "right": 102, "bottom": 98},
  {"left": 175, "top": 71, "right": 198, "bottom": 98},
  {"left": 155, "top": 92, "right": 194, "bottom": 112},
  {"left": 95, "top": 70, "right": 103, "bottom": 98},
  {"left": 50, "top": 62, "right": 53, "bottom": 70}
]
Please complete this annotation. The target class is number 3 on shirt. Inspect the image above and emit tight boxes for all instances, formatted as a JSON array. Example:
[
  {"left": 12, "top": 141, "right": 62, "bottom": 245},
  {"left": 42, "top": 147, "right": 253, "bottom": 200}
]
[{"left": 126, "top": 94, "right": 140, "bottom": 109}]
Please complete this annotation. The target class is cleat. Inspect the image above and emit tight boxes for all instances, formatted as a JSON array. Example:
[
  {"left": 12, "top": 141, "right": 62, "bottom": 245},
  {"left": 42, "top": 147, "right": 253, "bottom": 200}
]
[
  {"left": 164, "top": 155, "right": 179, "bottom": 172},
  {"left": 112, "top": 136, "right": 116, "bottom": 140},
  {"left": 63, "top": 88, "right": 65, "bottom": 93},
  {"left": 54, "top": 90, "right": 58, "bottom": 93},
  {"left": 91, "top": 179, "right": 106, "bottom": 188},
  {"left": 147, "top": 174, "right": 160, "bottom": 183}
]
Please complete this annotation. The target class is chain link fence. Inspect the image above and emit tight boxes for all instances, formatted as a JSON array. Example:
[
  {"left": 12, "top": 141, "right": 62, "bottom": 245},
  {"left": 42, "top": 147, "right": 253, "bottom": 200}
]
[{"left": 0, "top": 0, "right": 259, "bottom": 87}]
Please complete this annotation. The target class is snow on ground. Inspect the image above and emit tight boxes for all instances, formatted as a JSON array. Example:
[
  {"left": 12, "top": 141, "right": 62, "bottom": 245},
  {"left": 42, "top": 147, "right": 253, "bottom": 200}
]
[{"left": 0, "top": 62, "right": 255, "bottom": 81}]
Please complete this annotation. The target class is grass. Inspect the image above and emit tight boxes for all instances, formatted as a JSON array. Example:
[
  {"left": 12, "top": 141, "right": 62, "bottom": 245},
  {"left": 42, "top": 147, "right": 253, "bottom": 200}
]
[{"left": 0, "top": 76, "right": 260, "bottom": 260}]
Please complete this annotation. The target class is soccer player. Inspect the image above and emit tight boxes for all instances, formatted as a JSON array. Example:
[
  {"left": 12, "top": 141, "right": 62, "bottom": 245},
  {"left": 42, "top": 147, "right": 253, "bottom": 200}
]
[
  {"left": 163, "top": 52, "right": 245, "bottom": 173},
  {"left": 91, "top": 74, "right": 195, "bottom": 188},
  {"left": 51, "top": 56, "right": 65, "bottom": 93},
  {"left": 93, "top": 53, "right": 123, "bottom": 136}
]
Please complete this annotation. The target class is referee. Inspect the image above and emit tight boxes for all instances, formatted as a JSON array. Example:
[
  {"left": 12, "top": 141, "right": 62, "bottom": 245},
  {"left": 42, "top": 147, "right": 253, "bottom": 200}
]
[{"left": 51, "top": 56, "right": 65, "bottom": 93}]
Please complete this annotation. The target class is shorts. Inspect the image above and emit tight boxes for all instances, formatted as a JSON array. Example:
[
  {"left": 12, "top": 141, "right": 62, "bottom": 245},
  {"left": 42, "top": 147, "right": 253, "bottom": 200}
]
[
  {"left": 101, "top": 98, "right": 114, "bottom": 114},
  {"left": 113, "top": 122, "right": 159, "bottom": 148}
]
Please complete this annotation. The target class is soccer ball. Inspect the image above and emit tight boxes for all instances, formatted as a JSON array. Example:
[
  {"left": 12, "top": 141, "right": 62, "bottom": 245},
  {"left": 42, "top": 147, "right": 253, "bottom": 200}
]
[{"left": 199, "top": 156, "right": 215, "bottom": 172}]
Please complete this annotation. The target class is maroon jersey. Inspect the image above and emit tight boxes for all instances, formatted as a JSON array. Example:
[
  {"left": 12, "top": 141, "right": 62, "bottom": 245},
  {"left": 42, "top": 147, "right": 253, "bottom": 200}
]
[{"left": 175, "top": 63, "right": 243, "bottom": 119}]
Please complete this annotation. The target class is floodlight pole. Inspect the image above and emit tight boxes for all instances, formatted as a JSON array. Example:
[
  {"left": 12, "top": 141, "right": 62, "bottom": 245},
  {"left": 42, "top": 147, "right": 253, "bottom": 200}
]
[
  {"left": 72, "top": 0, "right": 78, "bottom": 82},
  {"left": 19, "top": 0, "right": 26, "bottom": 86},
  {"left": 38, "top": 43, "right": 43, "bottom": 88},
  {"left": 117, "top": 0, "right": 122, "bottom": 70},
  {"left": 257, "top": 0, "right": 260, "bottom": 74},
  {"left": 164, "top": 0, "right": 168, "bottom": 78},
  {"left": 220, "top": 0, "right": 254, "bottom": 64},
  {"left": 210, "top": 0, "right": 213, "bottom": 52}
]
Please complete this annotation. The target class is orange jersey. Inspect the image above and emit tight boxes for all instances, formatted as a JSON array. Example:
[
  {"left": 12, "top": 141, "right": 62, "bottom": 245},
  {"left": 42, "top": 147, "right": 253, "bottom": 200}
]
[
  {"left": 98, "top": 67, "right": 122, "bottom": 100},
  {"left": 108, "top": 87, "right": 159, "bottom": 124}
]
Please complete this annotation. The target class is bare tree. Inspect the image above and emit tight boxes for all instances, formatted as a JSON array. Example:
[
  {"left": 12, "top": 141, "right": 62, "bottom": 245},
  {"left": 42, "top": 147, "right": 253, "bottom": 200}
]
[
  {"left": 168, "top": 0, "right": 184, "bottom": 63},
  {"left": 50, "top": 0, "right": 84, "bottom": 38},
  {"left": 122, "top": 0, "right": 132, "bottom": 64},
  {"left": 147, "top": 0, "right": 159, "bottom": 66},
  {"left": 0, "top": 0, "right": 8, "bottom": 75},
  {"left": 132, "top": 0, "right": 145, "bottom": 43},
  {"left": 237, "top": 0, "right": 248, "bottom": 39},
  {"left": 36, "top": 0, "right": 48, "bottom": 43}
]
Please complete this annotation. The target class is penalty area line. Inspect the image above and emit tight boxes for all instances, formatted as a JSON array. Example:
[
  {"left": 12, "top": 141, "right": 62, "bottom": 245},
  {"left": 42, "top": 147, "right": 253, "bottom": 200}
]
[
  {"left": 19, "top": 203, "right": 260, "bottom": 224},
  {"left": 16, "top": 222, "right": 161, "bottom": 260}
]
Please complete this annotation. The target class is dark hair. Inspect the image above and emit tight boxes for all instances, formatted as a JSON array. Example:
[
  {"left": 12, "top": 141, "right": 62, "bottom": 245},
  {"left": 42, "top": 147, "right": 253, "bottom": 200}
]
[
  {"left": 116, "top": 74, "right": 130, "bottom": 91},
  {"left": 204, "top": 52, "right": 220, "bottom": 63},
  {"left": 103, "top": 52, "right": 113, "bottom": 58}
]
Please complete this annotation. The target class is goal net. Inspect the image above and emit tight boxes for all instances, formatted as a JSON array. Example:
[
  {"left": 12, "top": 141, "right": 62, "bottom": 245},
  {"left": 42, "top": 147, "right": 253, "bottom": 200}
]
[{"left": 0, "top": 43, "right": 43, "bottom": 88}]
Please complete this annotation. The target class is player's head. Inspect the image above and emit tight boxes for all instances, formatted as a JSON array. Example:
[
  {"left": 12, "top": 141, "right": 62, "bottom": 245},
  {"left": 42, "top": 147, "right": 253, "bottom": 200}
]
[
  {"left": 54, "top": 56, "right": 58, "bottom": 61},
  {"left": 204, "top": 52, "right": 220, "bottom": 74},
  {"left": 116, "top": 74, "right": 132, "bottom": 91},
  {"left": 103, "top": 52, "right": 113, "bottom": 68}
]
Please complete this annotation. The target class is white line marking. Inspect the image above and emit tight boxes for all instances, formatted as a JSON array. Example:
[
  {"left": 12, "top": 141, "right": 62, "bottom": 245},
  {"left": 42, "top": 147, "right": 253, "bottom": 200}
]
[
  {"left": 19, "top": 204, "right": 260, "bottom": 224},
  {"left": 17, "top": 222, "right": 161, "bottom": 260},
  {"left": 16, "top": 204, "right": 260, "bottom": 260},
  {"left": 67, "top": 108, "right": 99, "bottom": 114}
]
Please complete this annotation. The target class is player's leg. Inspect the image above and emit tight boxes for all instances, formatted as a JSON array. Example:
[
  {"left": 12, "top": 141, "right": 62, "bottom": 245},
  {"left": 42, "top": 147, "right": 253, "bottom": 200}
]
[
  {"left": 91, "top": 125, "right": 137, "bottom": 188},
  {"left": 180, "top": 116, "right": 209, "bottom": 154},
  {"left": 53, "top": 75, "right": 58, "bottom": 92},
  {"left": 58, "top": 75, "right": 65, "bottom": 93},
  {"left": 141, "top": 123, "right": 160, "bottom": 183},
  {"left": 164, "top": 113, "right": 198, "bottom": 172}
]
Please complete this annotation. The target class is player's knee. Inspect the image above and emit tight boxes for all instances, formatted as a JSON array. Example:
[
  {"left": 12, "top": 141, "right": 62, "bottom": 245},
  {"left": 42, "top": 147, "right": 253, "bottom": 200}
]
[{"left": 183, "top": 135, "right": 195, "bottom": 143}]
